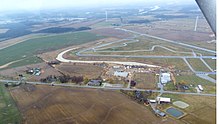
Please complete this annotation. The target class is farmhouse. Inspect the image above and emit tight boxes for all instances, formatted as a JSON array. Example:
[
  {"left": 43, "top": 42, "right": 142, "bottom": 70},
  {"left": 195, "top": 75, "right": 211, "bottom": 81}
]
[
  {"left": 26, "top": 68, "right": 41, "bottom": 76},
  {"left": 114, "top": 71, "right": 129, "bottom": 77},
  {"left": 160, "top": 73, "right": 171, "bottom": 84}
]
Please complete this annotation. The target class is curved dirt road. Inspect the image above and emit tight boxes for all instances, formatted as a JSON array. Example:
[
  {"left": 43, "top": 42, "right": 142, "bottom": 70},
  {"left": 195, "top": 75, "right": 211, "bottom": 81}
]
[{"left": 56, "top": 48, "right": 160, "bottom": 67}]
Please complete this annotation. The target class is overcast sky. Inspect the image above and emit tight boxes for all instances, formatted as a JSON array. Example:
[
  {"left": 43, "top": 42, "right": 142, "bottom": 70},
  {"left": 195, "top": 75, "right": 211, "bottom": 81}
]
[{"left": 0, "top": 0, "right": 195, "bottom": 12}]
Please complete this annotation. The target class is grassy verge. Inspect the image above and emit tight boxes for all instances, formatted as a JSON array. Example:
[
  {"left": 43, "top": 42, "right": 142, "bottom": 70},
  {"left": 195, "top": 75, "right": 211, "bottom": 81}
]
[
  {"left": 204, "top": 59, "right": 216, "bottom": 70},
  {"left": 208, "top": 74, "right": 216, "bottom": 80},
  {"left": 0, "top": 56, "right": 43, "bottom": 71},
  {"left": 146, "top": 58, "right": 190, "bottom": 72},
  {"left": 0, "top": 83, "right": 22, "bottom": 123},
  {"left": 187, "top": 58, "right": 211, "bottom": 72}
]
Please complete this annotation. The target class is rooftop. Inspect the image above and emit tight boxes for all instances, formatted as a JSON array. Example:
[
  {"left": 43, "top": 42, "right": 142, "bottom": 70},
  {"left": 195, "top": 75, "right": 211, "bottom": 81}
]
[{"left": 114, "top": 71, "right": 129, "bottom": 77}]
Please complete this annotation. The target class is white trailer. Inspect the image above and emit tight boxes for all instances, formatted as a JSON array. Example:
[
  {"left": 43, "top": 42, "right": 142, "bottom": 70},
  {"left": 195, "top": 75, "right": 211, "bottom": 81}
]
[{"left": 198, "top": 85, "right": 203, "bottom": 91}]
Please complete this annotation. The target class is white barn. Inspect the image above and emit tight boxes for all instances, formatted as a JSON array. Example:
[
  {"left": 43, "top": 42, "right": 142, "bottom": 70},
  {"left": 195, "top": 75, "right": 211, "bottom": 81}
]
[
  {"left": 157, "top": 97, "right": 171, "bottom": 104},
  {"left": 160, "top": 73, "right": 171, "bottom": 84}
]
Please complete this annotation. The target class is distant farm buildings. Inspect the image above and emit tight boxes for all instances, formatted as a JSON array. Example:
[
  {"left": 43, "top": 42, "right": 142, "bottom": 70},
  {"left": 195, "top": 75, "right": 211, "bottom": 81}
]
[
  {"left": 160, "top": 73, "right": 171, "bottom": 84},
  {"left": 26, "top": 68, "right": 41, "bottom": 76}
]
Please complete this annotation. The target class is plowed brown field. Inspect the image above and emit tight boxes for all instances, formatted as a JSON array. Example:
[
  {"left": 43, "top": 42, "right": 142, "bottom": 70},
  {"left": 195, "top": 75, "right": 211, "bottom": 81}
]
[{"left": 10, "top": 84, "right": 181, "bottom": 124}]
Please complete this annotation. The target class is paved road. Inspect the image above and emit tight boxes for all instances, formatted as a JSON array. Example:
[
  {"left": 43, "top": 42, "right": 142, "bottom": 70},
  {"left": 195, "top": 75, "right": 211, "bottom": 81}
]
[
  {"left": 183, "top": 58, "right": 196, "bottom": 72},
  {"left": 115, "top": 28, "right": 216, "bottom": 54},
  {"left": 95, "top": 45, "right": 194, "bottom": 56},
  {"left": 91, "top": 35, "right": 196, "bottom": 56},
  {"left": 77, "top": 53, "right": 214, "bottom": 59},
  {"left": 196, "top": 74, "right": 216, "bottom": 83},
  {"left": 157, "top": 70, "right": 164, "bottom": 97},
  {"left": 56, "top": 29, "right": 216, "bottom": 83},
  {"left": 127, "top": 74, "right": 132, "bottom": 88},
  {"left": 200, "top": 58, "right": 214, "bottom": 72},
  {"left": 57, "top": 47, "right": 160, "bottom": 67},
  {"left": 183, "top": 58, "right": 216, "bottom": 83},
  {"left": 195, "top": 71, "right": 216, "bottom": 75},
  {"left": 0, "top": 80, "right": 215, "bottom": 97},
  {"left": 94, "top": 39, "right": 139, "bottom": 51},
  {"left": 75, "top": 30, "right": 215, "bottom": 59},
  {"left": 76, "top": 36, "right": 214, "bottom": 59}
]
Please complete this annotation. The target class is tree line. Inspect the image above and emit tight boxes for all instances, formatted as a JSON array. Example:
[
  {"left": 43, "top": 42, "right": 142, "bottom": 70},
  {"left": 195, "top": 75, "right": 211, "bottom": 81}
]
[{"left": 40, "top": 75, "right": 84, "bottom": 84}]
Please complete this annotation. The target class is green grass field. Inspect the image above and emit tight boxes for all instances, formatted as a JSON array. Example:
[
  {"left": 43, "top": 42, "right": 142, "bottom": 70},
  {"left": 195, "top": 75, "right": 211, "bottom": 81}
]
[
  {"left": 187, "top": 58, "right": 211, "bottom": 72},
  {"left": 90, "top": 18, "right": 121, "bottom": 28},
  {"left": 0, "top": 32, "right": 104, "bottom": 69},
  {"left": 204, "top": 59, "right": 216, "bottom": 70},
  {"left": 0, "top": 83, "right": 22, "bottom": 123},
  {"left": 146, "top": 58, "right": 191, "bottom": 71},
  {"left": 208, "top": 74, "right": 216, "bottom": 80},
  {"left": 175, "top": 74, "right": 216, "bottom": 94},
  {"left": 133, "top": 73, "right": 156, "bottom": 89},
  {"left": 163, "top": 74, "right": 216, "bottom": 93},
  {"left": 93, "top": 37, "right": 195, "bottom": 56}
]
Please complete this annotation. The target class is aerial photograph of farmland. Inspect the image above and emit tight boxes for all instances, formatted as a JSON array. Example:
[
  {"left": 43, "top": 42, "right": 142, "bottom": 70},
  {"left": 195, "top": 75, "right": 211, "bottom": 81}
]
[{"left": 0, "top": 0, "right": 216, "bottom": 124}]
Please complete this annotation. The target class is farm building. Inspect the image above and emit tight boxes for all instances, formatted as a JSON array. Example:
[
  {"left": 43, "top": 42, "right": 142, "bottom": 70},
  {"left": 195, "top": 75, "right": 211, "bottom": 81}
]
[
  {"left": 87, "top": 80, "right": 102, "bottom": 86},
  {"left": 157, "top": 97, "right": 171, "bottom": 104},
  {"left": 160, "top": 73, "right": 171, "bottom": 84},
  {"left": 26, "top": 68, "right": 41, "bottom": 76},
  {"left": 114, "top": 71, "right": 129, "bottom": 77},
  {"left": 104, "top": 83, "right": 124, "bottom": 88},
  {"left": 130, "top": 80, "right": 137, "bottom": 87}
]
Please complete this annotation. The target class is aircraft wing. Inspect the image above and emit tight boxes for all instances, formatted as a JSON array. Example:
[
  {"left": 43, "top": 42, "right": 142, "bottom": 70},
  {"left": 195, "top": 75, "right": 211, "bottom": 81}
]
[{"left": 195, "top": 0, "right": 216, "bottom": 35}]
